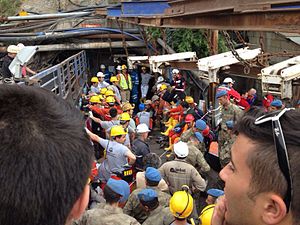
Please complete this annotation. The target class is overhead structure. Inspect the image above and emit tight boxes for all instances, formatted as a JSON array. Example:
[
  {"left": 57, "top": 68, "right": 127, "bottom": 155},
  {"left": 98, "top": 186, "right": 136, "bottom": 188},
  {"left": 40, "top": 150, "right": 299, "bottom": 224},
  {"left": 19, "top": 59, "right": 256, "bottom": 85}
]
[
  {"left": 261, "top": 56, "right": 300, "bottom": 98},
  {"left": 127, "top": 51, "right": 197, "bottom": 73},
  {"left": 105, "top": 0, "right": 300, "bottom": 33},
  {"left": 197, "top": 47, "right": 261, "bottom": 83}
]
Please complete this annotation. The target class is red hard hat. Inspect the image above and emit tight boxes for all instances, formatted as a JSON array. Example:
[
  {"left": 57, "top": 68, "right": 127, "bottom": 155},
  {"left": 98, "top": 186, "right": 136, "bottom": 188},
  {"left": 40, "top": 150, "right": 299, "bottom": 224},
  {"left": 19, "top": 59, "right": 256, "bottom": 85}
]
[
  {"left": 202, "top": 126, "right": 210, "bottom": 136},
  {"left": 185, "top": 114, "right": 195, "bottom": 123}
]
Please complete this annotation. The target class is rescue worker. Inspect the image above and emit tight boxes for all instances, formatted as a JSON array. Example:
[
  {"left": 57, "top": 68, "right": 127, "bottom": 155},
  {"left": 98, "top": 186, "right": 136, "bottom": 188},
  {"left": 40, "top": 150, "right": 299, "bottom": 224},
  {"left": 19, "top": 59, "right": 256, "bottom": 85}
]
[
  {"left": 74, "top": 178, "right": 140, "bottom": 225},
  {"left": 89, "top": 107, "right": 120, "bottom": 138},
  {"left": 218, "top": 77, "right": 241, "bottom": 103},
  {"left": 169, "top": 187, "right": 195, "bottom": 225},
  {"left": 216, "top": 89, "right": 243, "bottom": 167},
  {"left": 205, "top": 188, "right": 224, "bottom": 205},
  {"left": 86, "top": 126, "right": 136, "bottom": 181},
  {"left": 90, "top": 76, "right": 100, "bottom": 95},
  {"left": 136, "top": 103, "right": 151, "bottom": 128},
  {"left": 132, "top": 123, "right": 151, "bottom": 170},
  {"left": 117, "top": 64, "right": 132, "bottom": 102},
  {"left": 220, "top": 120, "right": 236, "bottom": 167},
  {"left": 140, "top": 66, "right": 152, "bottom": 99},
  {"left": 171, "top": 68, "right": 186, "bottom": 100},
  {"left": 97, "top": 71, "right": 109, "bottom": 89},
  {"left": 180, "top": 119, "right": 207, "bottom": 142},
  {"left": 136, "top": 153, "right": 169, "bottom": 191},
  {"left": 159, "top": 141, "right": 207, "bottom": 195},
  {"left": 1, "top": 45, "right": 19, "bottom": 83},
  {"left": 137, "top": 189, "right": 174, "bottom": 225},
  {"left": 109, "top": 76, "right": 122, "bottom": 102},
  {"left": 122, "top": 102, "right": 137, "bottom": 140},
  {"left": 269, "top": 99, "right": 283, "bottom": 112},
  {"left": 200, "top": 204, "right": 215, "bottom": 225},
  {"left": 186, "top": 134, "right": 211, "bottom": 174},
  {"left": 124, "top": 167, "right": 171, "bottom": 223},
  {"left": 100, "top": 64, "right": 110, "bottom": 82},
  {"left": 119, "top": 112, "right": 134, "bottom": 149}
]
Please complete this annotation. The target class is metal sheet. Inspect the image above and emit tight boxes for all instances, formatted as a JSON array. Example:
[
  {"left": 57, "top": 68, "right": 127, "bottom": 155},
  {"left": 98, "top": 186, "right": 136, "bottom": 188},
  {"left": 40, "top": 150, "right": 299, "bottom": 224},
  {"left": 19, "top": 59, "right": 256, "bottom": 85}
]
[{"left": 122, "top": 1, "right": 170, "bottom": 16}]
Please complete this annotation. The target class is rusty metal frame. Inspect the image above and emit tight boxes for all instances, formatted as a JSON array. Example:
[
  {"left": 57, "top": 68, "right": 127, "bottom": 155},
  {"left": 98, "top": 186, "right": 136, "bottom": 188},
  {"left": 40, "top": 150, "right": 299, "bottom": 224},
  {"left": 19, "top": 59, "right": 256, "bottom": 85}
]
[{"left": 113, "top": 0, "right": 300, "bottom": 33}]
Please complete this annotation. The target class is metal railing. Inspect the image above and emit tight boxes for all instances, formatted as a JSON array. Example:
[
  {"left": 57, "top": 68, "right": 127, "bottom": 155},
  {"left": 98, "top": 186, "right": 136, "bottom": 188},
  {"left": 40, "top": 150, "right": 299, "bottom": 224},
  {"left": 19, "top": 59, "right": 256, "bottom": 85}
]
[{"left": 22, "top": 50, "right": 88, "bottom": 103}]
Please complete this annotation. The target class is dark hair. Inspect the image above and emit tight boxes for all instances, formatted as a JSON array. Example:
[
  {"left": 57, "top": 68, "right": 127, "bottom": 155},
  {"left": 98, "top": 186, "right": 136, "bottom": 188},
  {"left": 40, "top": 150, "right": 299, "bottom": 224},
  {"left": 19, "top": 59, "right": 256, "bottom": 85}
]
[
  {"left": 103, "top": 185, "right": 121, "bottom": 204},
  {"left": 140, "top": 197, "right": 159, "bottom": 210},
  {"left": 143, "top": 153, "right": 162, "bottom": 169},
  {"left": 145, "top": 178, "right": 160, "bottom": 187},
  {"left": 0, "top": 85, "right": 93, "bottom": 225},
  {"left": 109, "top": 107, "right": 118, "bottom": 118},
  {"left": 235, "top": 107, "right": 300, "bottom": 224}
]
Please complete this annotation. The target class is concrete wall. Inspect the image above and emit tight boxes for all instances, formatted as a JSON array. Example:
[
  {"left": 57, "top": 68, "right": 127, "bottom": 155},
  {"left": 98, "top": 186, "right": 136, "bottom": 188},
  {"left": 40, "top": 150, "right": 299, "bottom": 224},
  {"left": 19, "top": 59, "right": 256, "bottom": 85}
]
[{"left": 247, "top": 31, "right": 300, "bottom": 64}]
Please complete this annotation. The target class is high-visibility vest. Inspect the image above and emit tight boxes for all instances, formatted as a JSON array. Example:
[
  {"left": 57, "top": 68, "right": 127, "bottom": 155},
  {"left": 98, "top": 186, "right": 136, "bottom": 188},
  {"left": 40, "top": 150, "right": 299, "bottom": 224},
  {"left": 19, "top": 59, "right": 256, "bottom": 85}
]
[{"left": 119, "top": 73, "right": 132, "bottom": 90}]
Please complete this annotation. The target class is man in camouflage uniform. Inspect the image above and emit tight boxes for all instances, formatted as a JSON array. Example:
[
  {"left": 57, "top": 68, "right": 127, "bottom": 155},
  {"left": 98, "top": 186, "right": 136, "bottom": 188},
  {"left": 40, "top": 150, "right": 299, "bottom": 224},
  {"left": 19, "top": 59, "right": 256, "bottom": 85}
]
[
  {"left": 74, "top": 179, "right": 140, "bottom": 225},
  {"left": 216, "top": 90, "right": 243, "bottom": 167},
  {"left": 136, "top": 189, "right": 174, "bottom": 225},
  {"left": 180, "top": 119, "right": 207, "bottom": 142},
  {"left": 123, "top": 167, "right": 171, "bottom": 223},
  {"left": 186, "top": 135, "right": 210, "bottom": 174}
]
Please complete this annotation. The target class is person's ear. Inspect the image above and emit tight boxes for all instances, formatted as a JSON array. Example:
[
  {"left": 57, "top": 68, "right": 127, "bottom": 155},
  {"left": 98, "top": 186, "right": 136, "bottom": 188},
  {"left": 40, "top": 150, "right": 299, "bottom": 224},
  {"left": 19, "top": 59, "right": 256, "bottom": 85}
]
[
  {"left": 261, "top": 194, "right": 289, "bottom": 224},
  {"left": 67, "top": 184, "right": 90, "bottom": 222}
]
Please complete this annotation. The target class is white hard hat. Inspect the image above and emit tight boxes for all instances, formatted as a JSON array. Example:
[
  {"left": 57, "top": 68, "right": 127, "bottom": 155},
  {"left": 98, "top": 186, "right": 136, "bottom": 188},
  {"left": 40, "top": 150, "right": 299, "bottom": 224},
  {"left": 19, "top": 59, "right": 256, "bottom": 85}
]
[
  {"left": 174, "top": 141, "right": 189, "bottom": 158},
  {"left": 116, "top": 65, "right": 122, "bottom": 71},
  {"left": 136, "top": 123, "right": 150, "bottom": 133},
  {"left": 223, "top": 77, "right": 234, "bottom": 84},
  {"left": 7, "top": 45, "right": 20, "bottom": 54},
  {"left": 157, "top": 76, "right": 164, "bottom": 83},
  {"left": 100, "top": 64, "right": 106, "bottom": 69},
  {"left": 97, "top": 72, "right": 105, "bottom": 77},
  {"left": 172, "top": 69, "right": 179, "bottom": 74},
  {"left": 17, "top": 43, "right": 25, "bottom": 50}
]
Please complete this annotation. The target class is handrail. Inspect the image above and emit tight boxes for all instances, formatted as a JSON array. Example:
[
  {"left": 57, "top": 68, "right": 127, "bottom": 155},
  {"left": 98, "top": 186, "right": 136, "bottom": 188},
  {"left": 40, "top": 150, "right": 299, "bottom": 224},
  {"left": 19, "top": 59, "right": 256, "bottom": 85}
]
[{"left": 21, "top": 50, "right": 87, "bottom": 103}]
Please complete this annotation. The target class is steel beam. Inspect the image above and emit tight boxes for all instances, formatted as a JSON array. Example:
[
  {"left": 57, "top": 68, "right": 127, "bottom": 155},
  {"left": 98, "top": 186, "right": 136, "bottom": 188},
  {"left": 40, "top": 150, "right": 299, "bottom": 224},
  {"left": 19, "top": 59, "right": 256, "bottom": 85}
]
[
  {"left": 36, "top": 41, "right": 145, "bottom": 51},
  {"left": 119, "top": 10, "right": 300, "bottom": 33}
]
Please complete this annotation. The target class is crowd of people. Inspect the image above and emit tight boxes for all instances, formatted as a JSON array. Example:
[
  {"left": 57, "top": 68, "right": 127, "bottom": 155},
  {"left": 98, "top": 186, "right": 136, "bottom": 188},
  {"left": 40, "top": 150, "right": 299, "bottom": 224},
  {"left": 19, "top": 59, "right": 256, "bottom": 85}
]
[{"left": 0, "top": 64, "right": 299, "bottom": 225}]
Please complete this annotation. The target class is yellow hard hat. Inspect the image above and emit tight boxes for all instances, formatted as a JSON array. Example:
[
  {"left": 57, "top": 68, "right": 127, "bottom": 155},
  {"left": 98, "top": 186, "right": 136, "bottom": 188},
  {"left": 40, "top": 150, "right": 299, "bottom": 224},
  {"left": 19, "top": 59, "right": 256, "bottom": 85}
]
[
  {"left": 119, "top": 112, "right": 130, "bottom": 121},
  {"left": 160, "top": 84, "right": 167, "bottom": 91},
  {"left": 110, "top": 125, "right": 127, "bottom": 137},
  {"left": 98, "top": 94, "right": 104, "bottom": 100},
  {"left": 169, "top": 190, "right": 193, "bottom": 219},
  {"left": 122, "top": 102, "right": 135, "bottom": 111},
  {"left": 105, "top": 90, "right": 115, "bottom": 97},
  {"left": 100, "top": 87, "right": 108, "bottom": 95},
  {"left": 110, "top": 76, "right": 119, "bottom": 82},
  {"left": 91, "top": 77, "right": 98, "bottom": 83},
  {"left": 185, "top": 96, "right": 194, "bottom": 104},
  {"left": 89, "top": 95, "right": 101, "bottom": 103},
  {"left": 199, "top": 204, "right": 215, "bottom": 225},
  {"left": 122, "top": 64, "right": 127, "bottom": 70},
  {"left": 106, "top": 96, "right": 115, "bottom": 103}
]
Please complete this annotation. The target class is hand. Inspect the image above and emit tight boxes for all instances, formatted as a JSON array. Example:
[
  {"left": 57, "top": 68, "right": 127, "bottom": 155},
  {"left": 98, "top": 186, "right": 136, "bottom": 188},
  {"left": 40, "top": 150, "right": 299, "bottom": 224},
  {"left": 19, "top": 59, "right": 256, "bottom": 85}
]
[
  {"left": 211, "top": 196, "right": 227, "bottom": 225},
  {"left": 89, "top": 111, "right": 93, "bottom": 118}
]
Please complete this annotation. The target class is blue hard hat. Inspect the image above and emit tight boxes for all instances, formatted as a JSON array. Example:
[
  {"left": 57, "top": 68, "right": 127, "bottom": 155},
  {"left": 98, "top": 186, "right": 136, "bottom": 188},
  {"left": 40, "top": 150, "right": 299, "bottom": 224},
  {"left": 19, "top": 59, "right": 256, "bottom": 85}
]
[
  {"left": 174, "top": 126, "right": 182, "bottom": 133},
  {"left": 106, "top": 178, "right": 130, "bottom": 203},
  {"left": 139, "top": 103, "right": 146, "bottom": 111},
  {"left": 225, "top": 120, "right": 234, "bottom": 129},
  {"left": 207, "top": 188, "right": 224, "bottom": 198},
  {"left": 216, "top": 90, "right": 228, "bottom": 99},
  {"left": 195, "top": 119, "right": 207, "bottom": 131},
  {"left": 145, "top": 167, "right": 161, "bottom": 182},
  {"left": 195, "top": 132, "right": 204, "bottom": 142},
  {"left": 138, "top": 188, "right": 158, "bottom": 202},
  {"left": 270, "top": 99, "right": 282, "bottom": 107}
]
